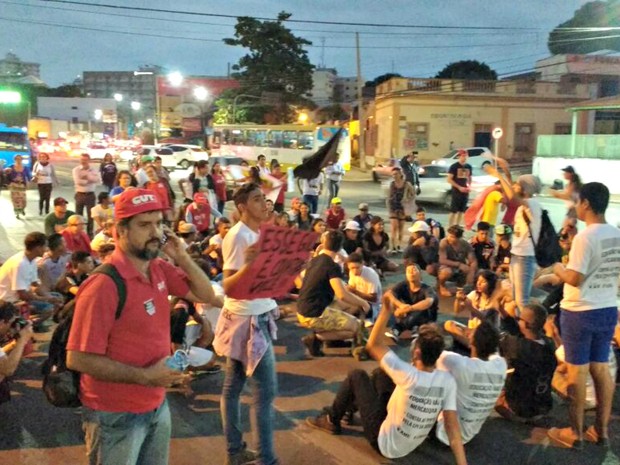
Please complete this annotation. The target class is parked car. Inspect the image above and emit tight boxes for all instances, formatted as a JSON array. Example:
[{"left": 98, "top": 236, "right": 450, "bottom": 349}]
[
  {"left": 382, "top": 164, "right": 496, "bottom": 209},
  {"left": 164, "top": 144, "right": 209, "bottom": 169},
  {"left": 431, "top": 147, "right": 493, "bottom": 171},
  {"left": 372, "top": 158, "right": 401, "bottom": 182},
  {"left": 133, "top": 146, "right": 176, "bottom": 170},
  {"left": 83, "top": 142, "right": 116, "bottom": 161}
]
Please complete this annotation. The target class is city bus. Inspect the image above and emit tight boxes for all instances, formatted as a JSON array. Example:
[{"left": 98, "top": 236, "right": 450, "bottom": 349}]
[
  {"left": 0, "top": 124, "right": 32, "bottom": 168},
  {"left": 210, "top": 124, "right": 351, "bottom": 170}
]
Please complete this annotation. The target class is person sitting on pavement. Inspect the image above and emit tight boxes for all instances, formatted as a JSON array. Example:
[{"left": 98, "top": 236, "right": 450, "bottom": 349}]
[
  {"left": 97, "top": 244, "right": 115, "bottom": 264},
  {"left": 403, "top": 220, "right": 439, "bottom": 277},
  {"left": 296, "top": 230, "right": 370, "bottom": 357},
  {"left": 491, "top": 224, "right": 512, "bottom": 279},
  {"left": 55, "top": 251, "right": 95, "bottom": 303},
  {"left": 384, "top": 263, "right": 438, "bottom": 341},
  {"left": 435, "top": 321, "right": 507, "bottom": 446},
  {"left": 275, "top": 211, "right": 292, "bottom": 229},
  {"left": 353, "top": 202, "right": 373, "bottom": 232},
  {"left": 90, "top": 219, "right": 115, "bottom": 258},
  {"left": 437, "top": 225, "right": 477, "bottom": 297},
  {"left": 342, "top": 220, "right": 364, "bottom": 257},
  {"left": 494, "top": 302, "right": 557, "bottom": 423},
  {"left": 37, "top": 233, "right": 70, "bottom": 293},
  {"left": 296, "top": 201, "right": 314, "bottom": 231},
  {"left": 446, "top": 270, "right": 517, "bottom": 349},
  {"left": 44, "top": 197, "right": 74, "bottom": 236},
  {"left": 346, "top": 253, "right": 382, "bottom": 322},
  {"left": 362, "top": 216, "right": 398, "bottom": 275},
  {"left": 306, "top": 320, "right": 467, "bottom": 464},
  {"left": 287, "top": 197, "right": 301, "bottom": 222},
  {"left": 90, "top": 191, "right": 114, "bottom": 234},
  {"left": 469, "top": 221, "right": 495, "bottom": 270},
  {"left": 415, "top": 206, "right": 444, "bottom": 241},
  {"left": 62, "top": 214, "right": 94, "bottom": 256},
  {"left": 0, "top": 301, "right": 34, "bottom": 386},
  {"left": 185, "top": 192, "right": 212, "bottom": 238},
  {"left": 310, "top": 218, "right": 327, "bottom": 250},
  {"left": 0, "top": 232, "right": 63, "bottom": 330},
  {"left": 324, "top": 197, "right": 346, "bottom": 230}
]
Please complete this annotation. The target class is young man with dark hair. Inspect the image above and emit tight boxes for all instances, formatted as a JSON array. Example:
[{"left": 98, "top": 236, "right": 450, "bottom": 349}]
[
  {"left": 307, "top": 315, "right": 467, "bottom": 464},
  {"left": 469, "top": 221, "right": 494, "bottom": 270},
  {"left": 67, "top": 188, "right": 219, "bottom": 465},
  {"left": 347, "top": 252, "right": 382, "bottom": 321},
  {"left": 297, "top": 230, "right": 370, "bottom": 356},
  {"left": 438, "top": 225, "right": 477, "bottom": 297},
  {"left": 38, "top": 233, "right": 70, "bottom": 292},
  {"left": 548, "top": 182, "right": 620, "bottom": 449},
  {"left": 495, "top": 303, "right": 557, "bottom": 423},
  {"left": 435, "top": 321, "right": 507, "bottom": 445},
  {"left": 256, "top": 154, "right": 270, "bottom": 176},
  {"left": 447, "top": 149, "right": 472, "bottom": 227},
  {"left": 44, "top": 197, "right": 74, "bottom": 236},
  {"left": 0, "top": 301, "right": 34, "bottom": 383},
  {"left": 214, "top": 183, "right": 280, "bottom": 465},
  {"left": 55, "top": 251, "right": 95, "bottom": 302}
]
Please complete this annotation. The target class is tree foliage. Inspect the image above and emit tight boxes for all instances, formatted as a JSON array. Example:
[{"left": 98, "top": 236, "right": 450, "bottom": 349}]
[
  {"left": 221, "top": 11, "right": 315, "bottom": 123},
  {"left": 435, "top": 60, "right": 497, "bottom": 80},
  {"left": 548, "top": 1, "right": 620, "bottom": 54},
  {"left": 364, "top": 73, "right": 402, "bottom": 88},
  {"left": 315, "top": 104, "right": 349, "bottom": 123}
]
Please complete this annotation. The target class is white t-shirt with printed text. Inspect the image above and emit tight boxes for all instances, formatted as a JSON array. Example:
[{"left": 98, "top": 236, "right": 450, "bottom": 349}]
[
  {"left": 378, "top": 351, "right": 457, "bottom": 459},
  {"left": 562, "top": 223, "right": 620, "bottom": 311},
  {"left": 435, "top": 351, "right": 507, "bottom": 445},
  {"left": 222, "top": 221, "right": 276, "bottom": 316}
]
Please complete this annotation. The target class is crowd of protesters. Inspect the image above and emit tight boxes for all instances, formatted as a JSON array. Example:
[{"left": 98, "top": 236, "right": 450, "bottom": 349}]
[{"left": 0, "top": 149, "right": 618, "bottom": 465}]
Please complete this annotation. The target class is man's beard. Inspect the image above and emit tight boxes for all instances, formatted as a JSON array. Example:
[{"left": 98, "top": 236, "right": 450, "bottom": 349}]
[{"left": 132, "top": 239, "right": 161, "bottom": 260}]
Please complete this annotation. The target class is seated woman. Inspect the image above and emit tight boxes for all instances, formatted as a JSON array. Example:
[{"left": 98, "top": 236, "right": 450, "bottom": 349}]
[
  {"left": 402, "top": 220, "right": 439, "bottom": 276},
  {"left": 445, "top": 270, "right": 517, "bottom": 348},
  {"left": 362, "top": 216, "right": 398, "bottom": 274},
  {"left": 296, "top": 201, "right": 314, "bottom": 231}
]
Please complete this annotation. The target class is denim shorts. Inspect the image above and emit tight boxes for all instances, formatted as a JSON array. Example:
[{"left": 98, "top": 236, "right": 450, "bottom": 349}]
[{"left": 560, "top": 307, "right": 618, "bottom": 365}]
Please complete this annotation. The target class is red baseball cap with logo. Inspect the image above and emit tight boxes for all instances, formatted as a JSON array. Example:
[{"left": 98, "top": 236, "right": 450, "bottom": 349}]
[{"left": 115, "top": 188, "right": 164, "bottom": 220}]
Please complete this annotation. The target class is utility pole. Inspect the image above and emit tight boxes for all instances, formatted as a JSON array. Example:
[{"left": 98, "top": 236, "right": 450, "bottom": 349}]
[{"left": 356, "top": 32, "right": 366, "bottom": 171}]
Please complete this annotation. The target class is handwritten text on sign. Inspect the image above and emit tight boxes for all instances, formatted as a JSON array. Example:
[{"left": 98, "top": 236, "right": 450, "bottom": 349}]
[{"left": 228, "top": 225, "right": 317, "bottom": 300}]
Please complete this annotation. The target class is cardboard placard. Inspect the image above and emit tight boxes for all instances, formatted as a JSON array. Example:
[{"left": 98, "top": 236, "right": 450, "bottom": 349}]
[{"left": 227, "top": 224, "right": 318, "bottom": 300}]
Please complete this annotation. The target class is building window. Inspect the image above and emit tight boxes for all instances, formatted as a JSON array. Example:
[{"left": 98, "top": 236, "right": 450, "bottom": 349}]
[
  {"left": 71, "top": 106, "right": 78, "bottom": 110},
  {"left": 514, "top": 123, "right": 535, "bottom": 153},
  {"left": 404, "top": 122, "right": 429, "bottom": 151},
  {"left": 554, "top": 123, "right": 571, "bottom": 135}
]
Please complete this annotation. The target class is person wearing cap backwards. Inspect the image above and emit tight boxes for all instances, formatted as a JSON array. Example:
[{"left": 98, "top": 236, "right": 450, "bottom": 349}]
[
  {"left": 44, "top": 197, "right": 75, "bottom": 236},
  {"left": 550, "top": 165, "right": 582, "bottom": 224},
  {"left": 72, "top": 153, "right": 102, "bottom": 237},
  {"left": 66, "top": 188, "right": 219, "bottom": 465},
  {"left": 324, "top": 197, "right": 346, "bottom": 230},
  {"left": 353, "top": 202, "right": 373, "bottom": 232}
]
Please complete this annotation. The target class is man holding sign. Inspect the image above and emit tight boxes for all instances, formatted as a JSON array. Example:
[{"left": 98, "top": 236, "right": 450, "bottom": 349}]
[{"left": 214, "top": 183, "right": 280, "bottom": 465}]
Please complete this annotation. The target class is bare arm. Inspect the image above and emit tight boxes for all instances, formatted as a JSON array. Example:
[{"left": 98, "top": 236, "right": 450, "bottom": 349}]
[
  {"left": 0, "top": 324, "right": 33, "bottom": 377},
  {"left": 365, "top": 295, "right": 392, "bottom": 361},
  {"left": 384, "top": 289, "right": 409, "bottom": 311},
  {"left": 331, "top": 278, "right": 370, "bottom": 312},
  {"left": 553, "top": 262, "right": 585, "bottom": 288},
  {"left": 447, "top": 173, "right": 465, "bottom": 192},
  {"left": 394, "top": 297, "right": 434, "bottom": 318},
  {"left": 347, "top": 284, "right": 377, "bottom": 302},
  {"left": 443, "top": 410, "right": 468, "bottom": 465}
]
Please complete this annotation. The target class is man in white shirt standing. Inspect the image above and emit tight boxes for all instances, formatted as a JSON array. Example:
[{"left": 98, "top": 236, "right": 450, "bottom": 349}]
[
  {"left": 435, "top": 321, "right": 507, "bottom": 445},
  {"left": 300, "top": 172, "right": 324, "bottom": 215},
  {"left": 256, "top": 154, "right": 271, "bottom": 176},
  {"left": 306, "top": 307, "right": 467, "bottom": 464},
  {"left": 72, "top": 153, "right": 101, "bottom": 237},
  {"left": 214, "top": 183, "right": 279, "bottom": 465},
  {"left": 325, "top": 156, "right": 345, "bottom": 204},
  {"left": 549, "top": 182, "right": 620, "bottom": 449}
]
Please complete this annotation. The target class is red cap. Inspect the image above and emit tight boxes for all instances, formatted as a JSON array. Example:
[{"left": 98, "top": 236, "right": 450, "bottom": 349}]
[
  {"left": 193, "top": 192, "right": 208, "bottom": 204},
  {"left": 115, "top": 188, "right": 164, "bottom": 220}
]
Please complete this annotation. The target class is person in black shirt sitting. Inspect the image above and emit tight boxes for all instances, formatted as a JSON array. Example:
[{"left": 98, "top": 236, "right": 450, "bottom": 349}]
[
  {"left": 469, "top": 221, "right": 495, "bottom": 270},
  {"left": 296, "top": 231, "right": 370, "bottom": 357},
  {"left": 342, "top": 221, "right": 364, "bottom": 257},
  {"left": 403, "top": 220, "right": 439, "bottom": 276}
]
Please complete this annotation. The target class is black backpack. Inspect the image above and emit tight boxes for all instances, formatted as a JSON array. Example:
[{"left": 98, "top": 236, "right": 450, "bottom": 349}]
[
  {"left": 41, "top": 264, "right": 127, "bottom": 408},
  {"left": 525, "top": 208, "right": 562, "bottom": 268}
]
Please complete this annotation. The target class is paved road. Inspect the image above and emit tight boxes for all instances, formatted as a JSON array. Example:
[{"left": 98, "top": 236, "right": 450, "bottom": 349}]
[{"left": 1, "top": 158, "right": 620, "bottom": 464}]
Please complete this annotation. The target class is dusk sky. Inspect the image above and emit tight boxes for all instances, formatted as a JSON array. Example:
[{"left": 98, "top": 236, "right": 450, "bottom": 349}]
[{"left": 0, "top": 0, "right": 591, "bottom": 86}]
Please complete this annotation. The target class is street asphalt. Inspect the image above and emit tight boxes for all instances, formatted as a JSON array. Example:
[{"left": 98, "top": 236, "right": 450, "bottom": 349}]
[{"left": 0, "top": 157, "right": 619, "bottom": 464}]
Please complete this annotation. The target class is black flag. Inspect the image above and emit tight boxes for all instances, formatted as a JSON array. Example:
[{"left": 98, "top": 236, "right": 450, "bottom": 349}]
[{"left": 293, "top": 127, "right": 343, "bottom": 180}]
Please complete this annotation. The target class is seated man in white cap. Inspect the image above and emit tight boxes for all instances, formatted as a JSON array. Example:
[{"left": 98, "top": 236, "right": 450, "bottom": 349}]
[
  {"left": 342, "top": 220, "right": 364, "bottom": 257},
  {"left": 403, "top": 220, "right": 440, "bottom": 276}
]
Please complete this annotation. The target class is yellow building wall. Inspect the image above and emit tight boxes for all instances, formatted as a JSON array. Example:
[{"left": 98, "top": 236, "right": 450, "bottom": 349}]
[{"left": 374, "top": 97, "right": 576, "bottom": 164}]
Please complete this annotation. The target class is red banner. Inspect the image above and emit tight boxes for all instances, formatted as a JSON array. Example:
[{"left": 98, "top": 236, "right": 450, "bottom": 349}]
[{"left": 227, "top": 224, "right": 318, "bottom": 300}]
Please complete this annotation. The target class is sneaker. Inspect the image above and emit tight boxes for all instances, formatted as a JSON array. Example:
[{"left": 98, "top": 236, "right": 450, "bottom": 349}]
[
  {"left": 584, "top": 425, "right": 610, "bottom": 448},
  {"left": 225, "top": 446, "right": 258, "bottom": 465},
  {"left": 547, "top": 427, "right": 584, "bottom": 450},
  {"left": 302, "top": 334, "right": 324, "bottom": 357},
  {"left": 385, "top": 328, "right": 400, "bottom": 342},
  {"left": 306, "top": 409, "right": 341, "bottom": 435}
]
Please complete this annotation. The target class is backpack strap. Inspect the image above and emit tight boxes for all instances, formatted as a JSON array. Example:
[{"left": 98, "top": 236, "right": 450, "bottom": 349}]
[
  {"left": 92, "top": 264, "right": 127, "bottom": 320},
  {"left": 522, "top": 206, "right": 538, "bottom": 248}
]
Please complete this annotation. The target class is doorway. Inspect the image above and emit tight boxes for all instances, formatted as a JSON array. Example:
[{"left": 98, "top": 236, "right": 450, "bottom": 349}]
[{"left": 474, "top": 123, "right": 492, "bottom": 148}]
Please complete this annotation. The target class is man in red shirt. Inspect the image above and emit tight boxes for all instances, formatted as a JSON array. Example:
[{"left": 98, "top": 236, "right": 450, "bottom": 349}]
[
  {"left": 66, "top": 188, "right": 220, "bottom": 465},
  {"left": 62, "top": 214, "right": 94, "bottom": 256},
  {"left": 185, "top": 192, "right": 212, "bottom": 237},
  {"left": 324, "top": 197, "right": 346, "bottom": 230}
]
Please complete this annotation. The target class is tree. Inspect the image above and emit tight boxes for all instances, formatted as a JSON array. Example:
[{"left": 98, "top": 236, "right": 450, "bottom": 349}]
[
  {"left": 222, "top": 11, "right": 315, "bottom": 123},
  {"left": 548, "top": 1, "right": 620, "bottom": 54},
  {"left": 435, "top": 60, "right": 497, "bottom": 80},
  {"left": 364, "top": 73, "right": 402, "bottom": 88},
  {"left": 315, "top": 104, "right": 349, "bottom": 123}
]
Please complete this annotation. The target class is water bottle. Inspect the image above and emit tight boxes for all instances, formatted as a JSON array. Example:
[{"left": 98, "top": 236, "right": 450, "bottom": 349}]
[{"left": 165, "top": 350, "right": 189, "bottom": 371}]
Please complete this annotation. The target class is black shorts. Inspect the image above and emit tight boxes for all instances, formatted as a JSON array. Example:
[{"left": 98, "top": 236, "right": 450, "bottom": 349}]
[{"left": 450, "top": 191, "right": 468, "bottom": 213}]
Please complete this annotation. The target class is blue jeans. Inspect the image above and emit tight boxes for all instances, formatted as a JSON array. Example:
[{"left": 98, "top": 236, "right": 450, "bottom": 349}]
[
  {"left": 221, "top": 315, "right": 278, "bottom": 465},
  {"left": 302, "top": 194, "right": 319, "bottom": 214},
  {"left": 327, "top": 180, "right": 340, "bottom": 204},
  {"left": 509, "top": 254, "right": 537, "bottom": 315},
  {"left": 29, "top": 299, "right": 54, "bottom": 315},
  {"left": 82, "top": 399, "right": 171, "bottom": 465}
]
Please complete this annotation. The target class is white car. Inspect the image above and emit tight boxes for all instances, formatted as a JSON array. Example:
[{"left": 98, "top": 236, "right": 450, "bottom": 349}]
[
  {"left": 162, "top": 144, "right": 209, "bottom": 169},
  {"left": 431, "top": 147, "right": 493, "bottom": 171},
  {"left": 382, "top": 164, "right": 496, "bottom": 209},
  {"left": 137, "top": 146, "right": 176, "bottom": 170},
  {"left": 84, "top": 143, "right": 116, "bottom": 161}
]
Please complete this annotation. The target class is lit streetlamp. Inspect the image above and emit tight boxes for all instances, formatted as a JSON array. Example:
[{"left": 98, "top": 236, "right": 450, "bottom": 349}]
[
  {"left": 168, "top": 71, "right": 184, "bottom": 87},
  {"left": 113, "top": 93, "right": 123, "bottom": 102},
  {"left": 131, "top": 101, "right": 141, "bottom": 111},
  {"left": 193, "top": 86, "right": 208, "bottom": 101}
]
